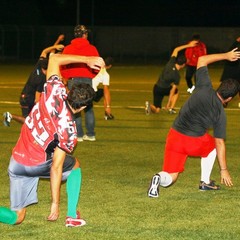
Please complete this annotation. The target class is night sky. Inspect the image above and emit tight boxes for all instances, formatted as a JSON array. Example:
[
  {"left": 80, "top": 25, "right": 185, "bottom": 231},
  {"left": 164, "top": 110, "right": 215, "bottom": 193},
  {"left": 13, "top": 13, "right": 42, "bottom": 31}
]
[{"left": 1, "top": 0, "right": 240, "bottom": 27}]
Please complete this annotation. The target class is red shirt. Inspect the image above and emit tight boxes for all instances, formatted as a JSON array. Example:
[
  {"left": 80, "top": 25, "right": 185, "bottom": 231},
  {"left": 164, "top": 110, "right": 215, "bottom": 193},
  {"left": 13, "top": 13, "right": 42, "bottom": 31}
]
[
  {"left": 185, "top": 41, "right": 207, "bottom": 66},
  {"left": 61, "top": 38, "right": 99, "bottom": 79},
  {"left": 12, "top": 75, "right": 77, "bottom": 166}
]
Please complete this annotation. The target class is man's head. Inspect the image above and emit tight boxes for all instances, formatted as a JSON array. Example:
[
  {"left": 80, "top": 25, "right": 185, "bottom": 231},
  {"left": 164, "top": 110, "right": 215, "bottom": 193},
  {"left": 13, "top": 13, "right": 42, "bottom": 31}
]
[
  {"left": 192, "top": 34, "right": 200, "bottom": 41},
  {"left": 104, "top": 57, "right": 114, "bottom": 69},
  {"left": 74, "top": 25, "right": 89, "bottom": 38},
  {"left": 216, "top": 78, "right": 240, "bottom": 104},
  {"left": 67, "top": 83, "right": 95, "bottom": 112},
  {"left": 176, "top": 55, "right": 187, "bottom": 68}
]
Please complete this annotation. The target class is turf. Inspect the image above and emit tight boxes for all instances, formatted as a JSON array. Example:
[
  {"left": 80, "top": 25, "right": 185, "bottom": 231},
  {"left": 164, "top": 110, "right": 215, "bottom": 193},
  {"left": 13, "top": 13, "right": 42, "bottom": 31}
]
[{"left": 0, "top": 63, "right": 240, "bottom": 239}]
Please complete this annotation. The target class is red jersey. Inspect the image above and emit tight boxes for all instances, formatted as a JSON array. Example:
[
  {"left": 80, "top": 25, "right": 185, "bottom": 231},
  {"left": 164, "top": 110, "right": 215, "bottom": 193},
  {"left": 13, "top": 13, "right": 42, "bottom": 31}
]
[
  {"left": 60, "top": 38, "right": 99, "bottom": 79},
  {"left": 185, "top": 41, "right": 207, "bottom": 66},
  {"left": 12, "top": 75, "right": 77, "bottom": 166}
]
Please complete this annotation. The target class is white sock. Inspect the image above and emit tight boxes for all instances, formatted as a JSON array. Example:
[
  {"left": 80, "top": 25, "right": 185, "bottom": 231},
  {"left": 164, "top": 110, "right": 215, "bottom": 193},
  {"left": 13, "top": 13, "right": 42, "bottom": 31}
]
[
  {"left": 200, "top": 149, "right": 216, "bottom": 184},
  {"left": 157, "top": 171, "right": 172, "bottom": 187}
]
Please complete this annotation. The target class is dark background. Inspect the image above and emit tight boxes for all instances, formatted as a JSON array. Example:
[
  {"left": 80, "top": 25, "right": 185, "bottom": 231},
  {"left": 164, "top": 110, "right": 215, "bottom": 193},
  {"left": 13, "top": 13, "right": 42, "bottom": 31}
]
[{"left": 1, "top": 0, "right": 240, "bottom": 27}]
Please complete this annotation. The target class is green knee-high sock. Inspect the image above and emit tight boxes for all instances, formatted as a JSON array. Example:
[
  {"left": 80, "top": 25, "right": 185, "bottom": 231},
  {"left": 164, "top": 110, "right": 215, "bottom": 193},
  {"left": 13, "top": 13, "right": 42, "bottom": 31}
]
[
  {"left": 66, "top": 168, "right": 81, "bottom": 218},
  {"left": 0, "top": 207, "right": 17, "bottom": 225}
]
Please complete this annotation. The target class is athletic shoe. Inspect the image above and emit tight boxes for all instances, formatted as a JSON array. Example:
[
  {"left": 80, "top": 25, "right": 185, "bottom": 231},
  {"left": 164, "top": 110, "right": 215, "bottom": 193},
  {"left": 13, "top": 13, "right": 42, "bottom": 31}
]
[
  {"left": 83, "top": 135, "right": 96, "bottom": 141},
  {"left": 104, "top": 112, "right": 114, "bottom": 120},
  {"left": 148, "top": 174, "right": 160, "bottom": 198},
  {"left": 77, "top": 137, "right": 83, "bottom": 142},
  {"left": 3, "top": 112, "right": 12, "bottom": 127},
  {"left": 65, "top": 211, "right": 86, "bottom": 227},
  {"left": 145, "top": 101, "right": 151, "bottom": 115},
  {"left": 199, "top": 180, "right": 220, "bottom": 190},
  {"left": 187, "top": 85, "right": 195, "bottom": 94},
  {"left": 168, "top": 109, "right": 176, "bottom": 114}
]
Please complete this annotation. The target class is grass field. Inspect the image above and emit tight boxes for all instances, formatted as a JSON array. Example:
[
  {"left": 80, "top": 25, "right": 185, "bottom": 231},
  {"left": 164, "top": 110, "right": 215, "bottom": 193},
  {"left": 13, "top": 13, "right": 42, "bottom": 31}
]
[{"left": 1, "top": 62, "right": 240, "bottom": 240}]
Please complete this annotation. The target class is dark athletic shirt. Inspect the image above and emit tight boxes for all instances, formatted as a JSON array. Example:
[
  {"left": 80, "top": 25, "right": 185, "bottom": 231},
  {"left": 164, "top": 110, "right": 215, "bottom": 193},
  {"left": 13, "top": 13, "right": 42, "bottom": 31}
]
[{"left": 173, "top": 66, "right": 226, "bottom": 139}]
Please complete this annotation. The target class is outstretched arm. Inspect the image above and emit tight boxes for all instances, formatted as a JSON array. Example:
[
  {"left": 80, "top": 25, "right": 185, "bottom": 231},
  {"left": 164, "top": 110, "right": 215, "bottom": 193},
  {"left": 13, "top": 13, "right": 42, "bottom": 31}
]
[
  {"left": 47, "top": 54, "right": 105, "bottom": 79},
  {"left": 197, "top": 48, "right": 240, "bottom": 69},
  {"left": 171, "top": 40, "right": 198, "bottom": 57},
  {"left": 40, "top": 44, "right": 64, "bottom": 58},
  {"left": 215, "top": 138, "right": 233, "bottom": 187}
]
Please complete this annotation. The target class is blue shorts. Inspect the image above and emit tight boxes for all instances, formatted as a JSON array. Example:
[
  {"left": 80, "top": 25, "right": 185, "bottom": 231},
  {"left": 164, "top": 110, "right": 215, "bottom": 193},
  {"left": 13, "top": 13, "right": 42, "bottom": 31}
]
[{"left": 8, "top": 155, "right": 76, "bottom": 211}]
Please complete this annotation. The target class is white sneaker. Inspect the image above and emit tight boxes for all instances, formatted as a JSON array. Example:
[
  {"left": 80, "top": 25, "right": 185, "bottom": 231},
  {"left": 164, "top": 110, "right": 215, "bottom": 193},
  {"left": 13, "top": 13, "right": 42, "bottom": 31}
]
[
  {"left": 148, "top": 174, "right": 160, "bottom": 198},
  {"left": 3, "top": 112, "right": 12, "bottom": 127},
  {"left": 145, "top": 101, "right": 151, "bottom": 115},
  {"left": 83, "top": 135, "right": 96, "bottom": 141},
  {"left": 187, "top": 85, "right": 195, "bottom": 94},
  {"left": 77, "top": 137, "right": 83, "bottom": 142}
]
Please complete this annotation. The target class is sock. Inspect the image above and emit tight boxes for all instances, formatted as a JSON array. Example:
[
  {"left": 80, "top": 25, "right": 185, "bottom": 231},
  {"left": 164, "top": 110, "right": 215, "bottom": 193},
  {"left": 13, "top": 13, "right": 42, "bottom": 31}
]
[
  {"left": 201, "top": 149, "right": 216, "bottom": 184},
  {"left": 0, "top": 207, "right": 17, "bottom": 225},
  {"left": 66, "top": 168, "right": 81, "bottom": 218},
  {"left": 158, "top": 171, "right": 172, "bottom": 187}
]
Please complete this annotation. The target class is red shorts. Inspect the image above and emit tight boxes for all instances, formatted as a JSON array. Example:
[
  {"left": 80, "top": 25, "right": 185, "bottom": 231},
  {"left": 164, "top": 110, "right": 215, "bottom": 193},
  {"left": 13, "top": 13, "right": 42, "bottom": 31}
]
[{"left": 163, "top": 128, "right": 215, "bottom": 173}]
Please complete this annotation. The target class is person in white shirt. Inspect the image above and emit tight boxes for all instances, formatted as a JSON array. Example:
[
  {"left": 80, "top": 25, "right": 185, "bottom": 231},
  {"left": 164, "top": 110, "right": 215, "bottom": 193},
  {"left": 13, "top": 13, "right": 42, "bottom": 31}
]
[{"left": 92, "top": 57, "right": 114, "bottom": 120}]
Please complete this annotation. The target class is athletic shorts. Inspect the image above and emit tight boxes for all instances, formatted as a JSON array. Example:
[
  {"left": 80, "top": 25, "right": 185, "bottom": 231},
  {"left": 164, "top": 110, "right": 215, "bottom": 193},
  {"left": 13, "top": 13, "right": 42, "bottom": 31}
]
[
  {"left": 163, "top": 128, "right": 215, "bottom": 173},
  {"left": 153, "top": 84, "right": 171, "bottom": 108},
  {"left": 8, "top": 155, "right": 76, "bottom": 211}
]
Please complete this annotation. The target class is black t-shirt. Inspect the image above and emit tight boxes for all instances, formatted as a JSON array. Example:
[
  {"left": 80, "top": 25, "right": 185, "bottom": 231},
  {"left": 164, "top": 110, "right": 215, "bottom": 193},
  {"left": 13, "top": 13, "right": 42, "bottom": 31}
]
[
  {"left": 173, "top": 66, "right": 226, "bottom": 138},
  {"left": 220, "top": 40, "right": 240, "bottom": 82},
  {"left": 156, "top": 57, "right": 180, "bottom": 88},
  {"left": 21, "top": 57, "right": 47, "bottom": 104}
]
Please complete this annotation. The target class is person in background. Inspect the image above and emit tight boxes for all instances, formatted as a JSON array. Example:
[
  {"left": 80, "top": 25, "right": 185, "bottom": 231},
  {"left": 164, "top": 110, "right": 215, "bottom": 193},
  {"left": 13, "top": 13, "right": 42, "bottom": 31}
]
[
  {"left": 145, "top": 40, "right": 198, "bottom": 115},
  {"left": 3, "top": 34, "right": 65, "bottom": 126},
  {"left": 61, "top": 25, "right": 100, "bottom": 142},
  {"left": 0, "top": 53, "right": 104, "bottom": 227},
  {"left": 220, "top": 37, "right": 240, "bottom": 107},
  {"left": 185, "top": 34, "right": 207, "bottom": 94},
  {"left": 92, "top": 57, "right": 114, "bottom": 120},
  {"left": 148, "top": 48, "right": 240, "bottom": 198}
]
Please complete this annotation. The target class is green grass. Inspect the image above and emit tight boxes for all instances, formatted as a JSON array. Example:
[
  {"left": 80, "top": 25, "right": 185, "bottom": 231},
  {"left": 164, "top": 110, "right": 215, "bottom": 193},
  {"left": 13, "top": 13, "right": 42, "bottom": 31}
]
[{"left": 1, "top": 63, "right": 240, "bottom": 239}]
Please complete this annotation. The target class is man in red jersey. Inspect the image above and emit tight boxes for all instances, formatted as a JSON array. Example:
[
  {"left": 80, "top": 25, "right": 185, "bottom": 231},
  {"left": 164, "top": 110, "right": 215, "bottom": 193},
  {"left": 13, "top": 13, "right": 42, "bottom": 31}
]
[
  {"left": 0, "top": 53, "right": 104, "bottom": 227},
  {"left": 185, "top": 34, "right": 207, "bottom": 94},
  {"left": 61, "top": 25, "right": 100, "bottom": 142}
]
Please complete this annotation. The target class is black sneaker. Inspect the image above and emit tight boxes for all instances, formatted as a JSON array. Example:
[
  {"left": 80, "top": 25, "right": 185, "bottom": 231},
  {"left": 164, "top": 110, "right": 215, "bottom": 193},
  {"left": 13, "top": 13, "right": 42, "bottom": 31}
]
[
  {"left": 148, "top": 174, "right": 160, "bottom": 198},
  {"left": 199, "top": 180, "right": 220, "bottom": 190},
  {"left": 104, "top": 112, "right": 114, "bottom": 120}
]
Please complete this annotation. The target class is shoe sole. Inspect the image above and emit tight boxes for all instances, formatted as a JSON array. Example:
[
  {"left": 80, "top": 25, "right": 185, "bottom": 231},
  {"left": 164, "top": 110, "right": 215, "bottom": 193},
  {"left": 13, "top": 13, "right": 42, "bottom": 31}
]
[
  {"left": 148, "top": 175, "right": 160, "bottom": 198},
  {"left": 66, "top": 219, "right": 86, "bottom": 227}
]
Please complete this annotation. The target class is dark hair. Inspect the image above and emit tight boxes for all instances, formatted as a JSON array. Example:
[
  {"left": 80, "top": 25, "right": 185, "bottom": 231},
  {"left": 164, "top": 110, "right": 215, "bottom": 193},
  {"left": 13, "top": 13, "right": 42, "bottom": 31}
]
[
  {"left": 67, "top": 83, "right": 95, "bottom": 110},
  {"left": 104, "top": 57, "right": 114, "bottom": 67},
  {"left": 216, "top": 78, "right": 240, "bottom": 99},
  {"left": 74, "top": 25, "right": 89, "bottom": 38},
  {"left": 192, "top": 34, "right": 200, "bottom": 40},
  {"left": 176, "top": 55, "right": 187, "bottom": 65}
]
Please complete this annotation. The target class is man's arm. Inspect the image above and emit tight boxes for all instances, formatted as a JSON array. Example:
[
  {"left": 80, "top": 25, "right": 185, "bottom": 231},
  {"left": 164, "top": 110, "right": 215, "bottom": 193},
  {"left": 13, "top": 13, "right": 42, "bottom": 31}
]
[
  {"left": 103, "top": 85, "right": 112, "bottom": 114},
  {"left": 166, "top": 84, "right": 177, "bottom": 109},
  {"left": 47, "top": 54, "right": 105, "bottom": 79},
  {"left": 40, "top": 44, "right": 64, "bottom": 59},
  {"left": 215, "top": 138, "right": 233, "bottom": 187},
  {"left": 197, "top": 48, "right": 240, "bottom": 69},
  {"left": 47, "top": 147, "right": 66, "bottom": 221},
  {"left": 171, "top": 40, "right": 198, "bottom": 57}
]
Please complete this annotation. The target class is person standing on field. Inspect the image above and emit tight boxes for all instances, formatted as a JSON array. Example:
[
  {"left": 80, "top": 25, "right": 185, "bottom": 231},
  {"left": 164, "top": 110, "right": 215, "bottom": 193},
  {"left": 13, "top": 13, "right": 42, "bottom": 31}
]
[
  {"left": 148, "top": 48, "right": 240, "bottom": 198},
  {"left": 61, "top": 25, "right": 100, "bottom": 142},
  {"left": 185, "top": 34, "right": 207, "bottom": 94}
]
